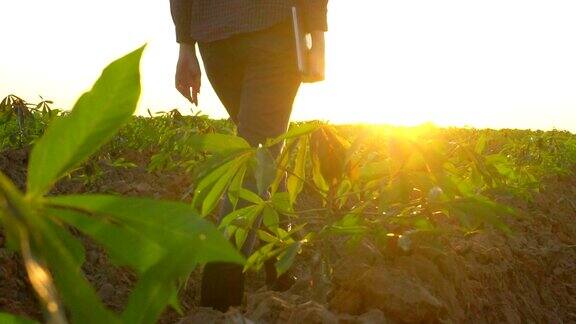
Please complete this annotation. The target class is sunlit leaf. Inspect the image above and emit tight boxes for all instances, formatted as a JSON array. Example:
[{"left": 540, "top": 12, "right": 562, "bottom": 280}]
[
  {"left": 227, "top": 164, "right": 248, "bottom": 209},
  {"left": 255, "top": 146, "right": 276, "bottom": 195},
  {"left": 1, "top": 172, "right": 107, "bottom": 323},
  {"left": 257, "top": 230, "right": 279, "bottom": 243},
  {"left": 48, "top": 207, "right": 164, "bottom": 274},
  {"left": 219, "top": 205, "right": 263, "bottom": 230},
  {"left": 267, "top": 122, "right": 320, "bottom": 146},
  {"left": 287, "top": 136, "right": 308, "bottom": 205},
  {"left": 122, "top": 249, "right": 196, "bottom": 324},
  {"left": 39, "top": 218, "right": 120, "bottom": 324},
  {"left": 201, "top": 164, "right": 238, "bottom": 217},
  {"left": 239, "top": 188, "right": 264, "bottom": 205},
  {"left": 235, "top": 228, "right": 248, "bottom": 249},
  {"left": 27, "top": 46, "right": 145, "bottom": 197},
  {"left": 192, "top": 152, "right": 251, "bottom": 214},
  {"left": 187, "top": 133, "right": 250, "bottom": 156},
  {"left": 0, "top": 313, "right": 40, "bottom": 324},
  {"left": 47, "top": 195, "right": 244, "bottom": 264},
  {"left": 272, "top": 192, "right": 293, "bottom": 213}
]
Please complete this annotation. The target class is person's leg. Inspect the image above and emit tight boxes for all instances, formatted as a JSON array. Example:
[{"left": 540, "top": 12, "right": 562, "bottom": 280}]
[
  {"left": 197, "top": 39, "right": 248, "bottom": 312},
  {"left": 236, "top": 21, "right": 301, "bottom": 151},
  {"left": 199, "top": 20, "right": 301, "bottom": 312},
  {"left": 198, "top": 40, "right": 244, "bottom": 123},
  {"left": 236, "top": 20, "right": 301, "bottom": 285}
]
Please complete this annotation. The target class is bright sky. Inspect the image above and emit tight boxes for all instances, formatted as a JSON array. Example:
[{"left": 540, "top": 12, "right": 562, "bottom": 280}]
[{"left": 1, "top": 1, "right": 576, "bottom": 131}]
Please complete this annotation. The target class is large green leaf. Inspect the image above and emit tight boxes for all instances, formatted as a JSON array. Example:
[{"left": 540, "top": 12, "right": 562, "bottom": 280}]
[
  {"left": 47, "top": 195, "right": 244, "bottom": 264},
  {"left": 27, "top": 46, "right": 145, "bottom": 197},
  {"left": 47, "top": 207, "right": 164, "bottom": 274},
  {"left": 0, "top": 313, "right": 40, "bottom": 324},
  {"left": 1, "top": 172, "right": 104, "bottom": 323},
  {"left": 122, "top": 249, "right": 196, "bottom": 324},
  {"left": 38, "top": 220, "right": 120, "bottom": 324}
]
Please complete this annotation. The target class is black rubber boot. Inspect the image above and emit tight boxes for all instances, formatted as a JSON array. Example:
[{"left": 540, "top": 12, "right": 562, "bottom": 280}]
[{"left": 200, "top": 262, "right": 245, "bottom": 312}]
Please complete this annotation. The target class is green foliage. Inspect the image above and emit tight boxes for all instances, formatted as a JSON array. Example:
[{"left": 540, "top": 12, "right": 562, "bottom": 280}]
[
  {"left": 27, "top": 46, "right": 144, "bottom": 197},
  {"left": 0, "top": 313, "right": 40, "bottom": 324},
  {"left": 0, "top": 46, "right": 242, "bottom": 324},
  {"left": 0, "top": 94, "right": 56, "bottom": 148},
  {"left": 188, "top": 123, "right": 546, "bottom": 273}
]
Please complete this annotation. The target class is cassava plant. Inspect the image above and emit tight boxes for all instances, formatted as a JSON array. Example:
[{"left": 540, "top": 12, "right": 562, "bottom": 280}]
[
  {"left": 0, "top": 46, "right": 242, "bottom": 324},
  {"left": 189, "top": 123, "right": 518, "bottom": 275}
]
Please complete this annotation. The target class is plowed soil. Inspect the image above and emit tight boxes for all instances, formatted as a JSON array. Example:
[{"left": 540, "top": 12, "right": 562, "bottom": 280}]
[{"left": 1, "top": 148, "right": 575, "bottom": 323}]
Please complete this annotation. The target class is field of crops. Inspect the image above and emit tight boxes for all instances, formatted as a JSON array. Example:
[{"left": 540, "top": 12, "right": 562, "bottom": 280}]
[{"left": 2, "top": 48, "right": 576, "bottom": 323}]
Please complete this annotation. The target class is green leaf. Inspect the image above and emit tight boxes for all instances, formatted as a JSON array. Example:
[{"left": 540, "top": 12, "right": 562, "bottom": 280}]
[
  {"left": 122, "top": 249, "right": 196, "bottom": 324},
  {"left": 270, "top": 138, "right": 296, "bottom": 194},
  {"left": 192, "top": 152, "right": 251, "bottom": 214},
  {"left": 310, "top": 126, "right": 350, "bottom": 184},
  {"left": 267, "top": 122, "right": 320, "bottom": 146},
  {"left": 244, "top": 242, "right": 278, "bottom": 271},
  {"left": 20, "top": 229, "right": 68, "bottom": 324},
  {"left": 192, "top": 158, "right": 236, "bottom": 209},
  {"left": 287, "top": 136, "right": 308, "bottom": 205},
  {"left": 201, "top": 164, "right": 238, "bottom": 217},
  {"left": 449, "top": 196, "right": 514, "bottom": 234},
  {"left": 201, "top": 154, "right": 251, "bottom": 216},
  {"left": 0, "top": 313, "right": 40, "bottom": 324},
  {"left": 235, "top": 228, "right": 248, "bottom": 249},
  {"left": 258, "top": 230, "right": 279, "bottom": 243},
  {"left": 311, "top": 152, "right": 329, "bottom": 193},
  {"left": 227, "top": 164, "right": 247, "bottom": 210},
  {"left": 218, "top": 205, "right": 263, "bottom": 230},
  {"left": 475, "top": 134, "right": 487, "bottom": 154},
  {"left": 255, "top": 146, "right": 276, "bottom": 195},
  {"left": 275, "top": 241, "right": 301, "bottom": 276},
  {"left": 1, "top": 172, "right": 105, "bottom": 323},
  {"left": 39, "top": 219, "right": 120, "bottom": 324},
  {"left": 263, "top": 205, "right": 280, "bottom": 230},
  {"left": 168, "top": 289, "right": 184, "bottom": 315},
  {"left": 187, "top": 133, "right": 250, "bottom": 156},
  {"left": 47, "top": 195, "right": 244, "bottom": 265},
  {"left": 272, "top": 192, "right": 293, "bottom": 213},
  {"left": 239, "top": 188, "right": 264, "bottom": 205},
  {"left": 27, "top": 46, "right": 145, "bottom": 197},
  {"left": 48, "top": 207, "right": 164, "bottom": 274}
]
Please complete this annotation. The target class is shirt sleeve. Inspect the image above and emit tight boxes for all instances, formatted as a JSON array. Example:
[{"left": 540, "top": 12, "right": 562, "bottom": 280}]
[
  {"left": 170, "top": 0, "right": 196, "bottom": 44},
  {"left": 303, "top": 0, "right": 328, "bottom": 32}
]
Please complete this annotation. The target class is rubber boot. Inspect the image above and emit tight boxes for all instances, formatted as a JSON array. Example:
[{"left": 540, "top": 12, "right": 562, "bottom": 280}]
[{"left": 200, "top": 262, "right": 244, "bottom": 312}]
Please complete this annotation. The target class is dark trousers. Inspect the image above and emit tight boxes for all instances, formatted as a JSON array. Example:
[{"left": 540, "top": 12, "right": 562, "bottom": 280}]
[
  {"left": 198, "top": 19, "right": 301, "bottom": 311},
  {"left": 198, "top": 19, "right": 301, "bottom": 149}
]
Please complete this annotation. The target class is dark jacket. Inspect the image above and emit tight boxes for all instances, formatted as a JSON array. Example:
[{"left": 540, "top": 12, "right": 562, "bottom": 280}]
[{"left": 170, "top": 0, "right": 328, "bottom": 44}]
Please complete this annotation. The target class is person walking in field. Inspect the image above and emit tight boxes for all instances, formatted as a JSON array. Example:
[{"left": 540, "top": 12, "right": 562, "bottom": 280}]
[{"left": 169, "top": 0, "right": 328, "bottom": 312}]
